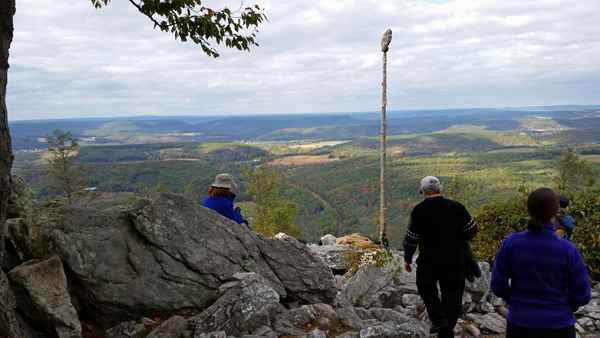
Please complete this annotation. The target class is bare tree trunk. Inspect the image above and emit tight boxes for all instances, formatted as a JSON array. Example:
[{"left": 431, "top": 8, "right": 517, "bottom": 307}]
[
  {"left": 0, "top": 0, "right": 21, "bottom": 336},
  {"left": 380, "top": 51, "right": 387, "bottom": 244}
]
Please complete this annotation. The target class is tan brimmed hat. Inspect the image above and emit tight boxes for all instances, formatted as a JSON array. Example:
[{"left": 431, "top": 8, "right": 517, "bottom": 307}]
[{"left": 211, "top": 173, "right": 238, "bottom": 189}]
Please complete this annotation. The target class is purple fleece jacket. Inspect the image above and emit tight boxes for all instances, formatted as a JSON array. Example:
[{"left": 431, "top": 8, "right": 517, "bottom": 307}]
[
  {"left": 491, "top": 222, "right": 591, "bottom": 329},
  {"left": 201, "top": 193, "right": 243, "bottom": 224}
]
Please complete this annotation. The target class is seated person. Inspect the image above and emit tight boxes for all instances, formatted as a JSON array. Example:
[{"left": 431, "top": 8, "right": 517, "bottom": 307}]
[
  {"left": 202, "top": 173, "right": 243, "bottom": 224},
  {"left": 554, "top": 194, "right": 576, "bottom": 241}
]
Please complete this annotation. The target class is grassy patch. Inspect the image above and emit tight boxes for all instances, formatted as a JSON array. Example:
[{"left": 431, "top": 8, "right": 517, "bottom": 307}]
[{"left": 268, "top": 155, "right": 339, "bottom": 166}]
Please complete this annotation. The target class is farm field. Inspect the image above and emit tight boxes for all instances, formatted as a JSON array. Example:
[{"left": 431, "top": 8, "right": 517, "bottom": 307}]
[
  {"left": 487, "top": 147, "right": 538, "bottom": 153},
  {"left": 267, "top": 154, "right": 340, "bottom": 166},
  {"left": 288, "top": 140, "right": 350, "bottom": 149},
  {"left": 580, "top": 155, "right": 600, "bottom": 163}
]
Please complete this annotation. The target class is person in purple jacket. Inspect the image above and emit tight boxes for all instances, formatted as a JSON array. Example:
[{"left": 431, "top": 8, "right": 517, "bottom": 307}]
[
  {"left": 491, "top": 188, "right": 591, "bottom": 338},
  {"left": 201, "top": 173, "right": 244, "bottom": 224}
]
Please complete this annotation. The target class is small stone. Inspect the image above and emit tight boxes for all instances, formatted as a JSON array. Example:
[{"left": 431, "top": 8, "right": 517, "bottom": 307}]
[
  {"left": 497, "top": 307, "right": 509, "bottom": 317},
  {"left": 575, "top": 323, "right": 586, "bottom": 334},
  {"left": 320, "top": 234, "right": 337, "bottom": 246},
  {"left": 479, "top": 301, "right": 494, "bottom": 313},
  {"left": 595, "top": 320, "right": 600, "bottom": 330},
  {"left": 466, "top": 324, "right": 481, "bottom": 337},
  {"left": 578, "top": 317, "right": 595, "bottom": 331},
  {"left": 591, "top": 291, "right": 600, "bottom": 299},
  {"left": 304, "top": 329, "right": 326, "bottom": 338},
  {"left": 453, "top": 323, "right": 461, "bottom": 334}
]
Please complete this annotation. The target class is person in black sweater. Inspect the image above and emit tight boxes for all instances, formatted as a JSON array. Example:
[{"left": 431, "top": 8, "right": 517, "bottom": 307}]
[{"left": 404, "top": 176, "right": 478, "bottom": 338}]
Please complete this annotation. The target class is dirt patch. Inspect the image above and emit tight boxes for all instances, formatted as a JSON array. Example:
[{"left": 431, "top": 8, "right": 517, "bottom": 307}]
[
  {"left": 268, "top": 155, "right": 339, "bottom": 166},
  {"left": 581, "top": 155, "right": 600, "bottom": 163}
]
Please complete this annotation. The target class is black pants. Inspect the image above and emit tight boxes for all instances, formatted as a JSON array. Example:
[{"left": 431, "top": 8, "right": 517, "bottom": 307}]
[
  {"left": 506, "top": 322, "right": 576, "bottom": 338},
  {"left": 416, "top": 259, "right": 465, "bottom": 338}
]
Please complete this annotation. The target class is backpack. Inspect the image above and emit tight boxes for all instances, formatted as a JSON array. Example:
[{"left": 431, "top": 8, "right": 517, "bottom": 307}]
[{"left": 554, "top": 217, "right": 568, "bottom": 240}]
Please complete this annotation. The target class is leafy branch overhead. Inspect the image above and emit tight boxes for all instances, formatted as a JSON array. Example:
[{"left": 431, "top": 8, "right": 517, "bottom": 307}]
[{"left": 91, "top": 0, "right": 267, "bottom": 57}]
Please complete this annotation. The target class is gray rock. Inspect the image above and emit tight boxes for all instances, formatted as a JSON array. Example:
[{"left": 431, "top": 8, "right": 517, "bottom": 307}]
[
  {"left": 336, "top": 333, "right": 360, "bottom": 338},
  {"left": 359, "top": 321, "right": 428, "bottom": 338},
  {"left": 193, "top": 272, "right": 279, "bottom": 337},
  {"left": 105, "top": 321, "right": 148, "bottom": 338},
  {"left": 250, "top": 326, "right": 277, "bottom": 338},
  {"left": 576, "top": 301, "right": 600, "bottom": 315},
  {"left": 272, "top": 319, "right": 307, "bottom": 336},
  {"left": 575, "top": 323, "right": 586, "bottom": 334},
  {"left": 466, "top": 313, "right": 484, "bottom": 326},
  {"left": 275, "top": 306, "right": 315, "bottom": 326},
  {"left": 594, "top": 283, "right": 600, "bottom": 294},
  {"left": 488, "top": 294, "right": 504, "bottom": 307},
  {"left": 354, "top": 307, "right": 377, "bottom": 321},
  {"left": 342, "top": 264, "right": 397, "bottom": 308},
  {"left": 465, "top": 262, "right": 491, "bottom": 302},
  {"left": 308, "top": 303, "right": 338, "bottom": 320},
  {"left": 478, "top": 301, "right": 494, "bottom": 313},
  {"left": 0, "top": 270, "right": 24, "bottom": 338},
  {"left": 497, "top": 306, "right": 509, "bottom": 317},
  {"left": 335, "top": 275, "right": 348, "bottom": 290},
  {"left": 304, "top": 328, "right": 326, "bottom": 338},
  {"left": 147, "top": 316, "right": 189, "bottom": 338},
  {"left": 595, "top": 320, "right": 600, "bottom": 330},
  {"left": 7, "top": 174, "right": 37, "bottom": 219},
  {"left": 461, "top": 291, "right": 473, "bottom": 313},
  {"left": 7, "top": 255, "right": 81, "bottom": 338},
  {"left": 308, "top": 245, "right": 349, "bottom": 270},
  {"left": 401, "top": 294, "right": 424, "bottom": 311},
  {"left": 480, "top": 313, "right": 506, "bottom": 334},
  {"left": 577, "top": 317, "right": 595, "bottom": 331},
  {"left": 370, "top": 308, "right": 410, "bottom": 325},
  {"left": 10, "top": 193, "right": 336, "bottom": 322},
  {"left": 590, "top": 312, "right": 600, "bottom": 319},
  {"left": 466, "top": 324, "right": 481, "bottom": 337},
  {"left": 337, "top": 307, "right": 364, "bottom": 329},
  {"left": 591, "top": 291, "right": 600, "bottom": 299},
  {"left": 320, "top": 235, "right": 337, "bottom": 246}
]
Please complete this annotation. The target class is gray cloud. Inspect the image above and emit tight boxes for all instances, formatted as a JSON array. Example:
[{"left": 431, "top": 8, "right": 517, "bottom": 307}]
[{"left": 6, "top": 0, "right": 600, "bottom": 120}]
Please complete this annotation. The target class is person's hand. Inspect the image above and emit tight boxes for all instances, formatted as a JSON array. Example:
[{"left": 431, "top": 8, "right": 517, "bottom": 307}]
[
  {"left": 234, "top": 207, "right": 241, "bottom": 213},
  {"left": 404, "top": 262, "right": 412, "bottom": 273}
]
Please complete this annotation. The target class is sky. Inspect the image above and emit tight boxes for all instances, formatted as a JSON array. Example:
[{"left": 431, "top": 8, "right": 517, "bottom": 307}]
[{"left": 6, "top": 0, "right": 600, "bottom": 120}]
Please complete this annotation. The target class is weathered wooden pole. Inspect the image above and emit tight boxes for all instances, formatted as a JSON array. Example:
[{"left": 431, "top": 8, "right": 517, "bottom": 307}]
[{"left": 380, "top": 29, "right": 392, "bottom": 246}]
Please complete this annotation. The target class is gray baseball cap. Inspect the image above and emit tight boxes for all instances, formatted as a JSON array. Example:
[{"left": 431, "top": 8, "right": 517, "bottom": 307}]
[
  {"left": 420, "top": 176, "right": 441, "bottom": 190},
  {"left": 211, "top": 173, "right": 238, "bottom": 189}
]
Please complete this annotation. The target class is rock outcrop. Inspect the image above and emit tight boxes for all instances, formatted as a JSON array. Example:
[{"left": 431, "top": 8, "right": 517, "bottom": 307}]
[
  {"left": 192, "top": 272, "right": 279, "bottom": 336},
  {"left": 7, "top": 255, "right": 81, "bottom": 338},
  {"left": 5, "top": 193, "right": 336, "bottom": 323}
]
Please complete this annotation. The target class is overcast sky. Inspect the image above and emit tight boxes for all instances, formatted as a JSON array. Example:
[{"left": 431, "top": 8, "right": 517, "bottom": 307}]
[{"left": 7, "top": 0, "right": 600, "bottom": 120}]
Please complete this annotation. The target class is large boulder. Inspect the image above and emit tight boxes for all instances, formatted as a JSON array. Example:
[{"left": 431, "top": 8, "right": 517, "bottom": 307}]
[
  {"left": 192, "top": 272, "right": 279, "bottom": 337},
  {"left": 7, "top": 255, "right": 81, "bottom": 338},
  {"left": 308, "top": 245, "right": 349, "bottom": 270},
  {"left": 465, "top": 262, "right": 491, "bottom": 302},
  {"left": 7, "top": 175, "right": 37, "bottom": 219},
  {"left": 8, "top": 193, "right": 336, "bottom": 323},
  {"left": 341, "top": 264, "right": 400, "bottom": 309}
]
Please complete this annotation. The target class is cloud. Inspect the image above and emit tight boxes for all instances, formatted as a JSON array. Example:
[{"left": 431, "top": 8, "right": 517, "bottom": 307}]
[{"left": 6, "top": 0, "right": 600, "bottom": 120}]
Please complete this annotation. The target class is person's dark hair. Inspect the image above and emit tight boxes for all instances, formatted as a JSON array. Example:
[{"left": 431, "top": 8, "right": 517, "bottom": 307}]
[
  {"left": 208, "top": 187, "right": 232, "bottom": 200},
  {"left": 527, "top": 188, "right": 559, "bottom": 233}
]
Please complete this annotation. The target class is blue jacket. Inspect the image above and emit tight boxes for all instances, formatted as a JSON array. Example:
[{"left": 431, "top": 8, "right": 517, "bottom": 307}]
[
  {"left": 554, "top": 215, "right": 576, "bottom": 241},
  {"left": 491, "top": 222, "right": 590, "bottom": 329},
  {"left": 202, "top": 193, "right": 243, "bottom": 224}
]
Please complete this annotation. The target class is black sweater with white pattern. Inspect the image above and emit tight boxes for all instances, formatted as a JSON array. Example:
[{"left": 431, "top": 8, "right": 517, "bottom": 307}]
[{"left": 404, "top": 196, "right": 477, "bottom": 265}]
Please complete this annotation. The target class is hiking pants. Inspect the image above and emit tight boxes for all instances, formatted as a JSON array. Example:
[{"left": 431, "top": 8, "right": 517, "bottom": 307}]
[{"left": 416, "top": 259, "right": 465, "bottom": 338}]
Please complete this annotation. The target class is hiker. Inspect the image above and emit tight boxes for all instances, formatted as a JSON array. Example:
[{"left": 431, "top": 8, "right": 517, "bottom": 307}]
[
  {"left": 491, "top": 188, "right": 590, "bottom": 338},
  {"left": 554, "top": 194, "right": 576, "bottom": 241},
  {"left": 403, "top": 176, "right": 478, "bottom": 338},
  {"left": 202, "top": 173, "right": 244, "bottom": 225}
]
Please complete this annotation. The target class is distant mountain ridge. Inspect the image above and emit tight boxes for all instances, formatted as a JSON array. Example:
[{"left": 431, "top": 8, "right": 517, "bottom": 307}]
[{"left": 9, "top": 105, "right": 600, "bottom": 150}]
